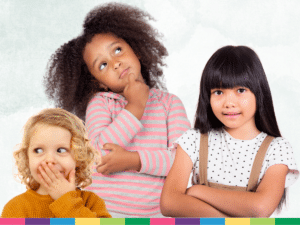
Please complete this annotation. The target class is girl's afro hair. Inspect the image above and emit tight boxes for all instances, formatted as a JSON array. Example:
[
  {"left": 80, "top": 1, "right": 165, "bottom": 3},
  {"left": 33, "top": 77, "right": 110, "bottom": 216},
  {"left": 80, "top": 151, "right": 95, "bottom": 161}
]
[{"left": 44, "top": 3, "right": 168, "bottom": 120}]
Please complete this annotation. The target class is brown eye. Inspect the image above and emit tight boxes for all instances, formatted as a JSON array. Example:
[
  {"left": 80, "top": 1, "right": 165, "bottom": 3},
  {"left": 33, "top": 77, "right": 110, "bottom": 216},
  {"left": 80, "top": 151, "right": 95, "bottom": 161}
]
[
  {"left": 115, "top": 47, "right": 121, "bottom": 54},
  {"left": 99, "top": 62, "right": 107, "bottom": 71},
  {"left": 213, "top": 90, "right": 223, "bottom": 95},
  {"left": 237, "top": 88, "right": 246, "bottom": 94}
]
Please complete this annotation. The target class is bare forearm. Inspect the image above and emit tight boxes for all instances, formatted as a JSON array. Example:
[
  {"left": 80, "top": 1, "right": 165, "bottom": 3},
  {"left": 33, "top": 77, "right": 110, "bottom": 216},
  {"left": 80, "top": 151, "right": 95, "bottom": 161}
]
[
  {"left": 161, "top": 192, "right": 229, "bottom": 217},
  {"left": 127, "top": 151, "right": 141, "bottom": 172},
  {"left": 187, "top": 185, "right": 265, "bottom": 217}
]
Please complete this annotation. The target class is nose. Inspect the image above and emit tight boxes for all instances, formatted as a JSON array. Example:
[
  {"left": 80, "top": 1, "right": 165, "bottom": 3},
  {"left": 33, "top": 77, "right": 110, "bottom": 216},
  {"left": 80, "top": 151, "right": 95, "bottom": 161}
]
[
  {"left": 114, "top": 60, "right": 121, "bottom": 70},
  {"left": 224, "top": 92, "right": 236, "bottom": 108},
  {"left": 44, "top": 151, "right": 57, "bottom": 164}
]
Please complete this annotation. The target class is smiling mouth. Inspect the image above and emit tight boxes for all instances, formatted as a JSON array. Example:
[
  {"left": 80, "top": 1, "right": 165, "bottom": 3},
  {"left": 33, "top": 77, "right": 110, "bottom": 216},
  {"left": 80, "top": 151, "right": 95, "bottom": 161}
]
[
  {"left": 223, "top": 112, "right": 241, "bottom": 117},
  {"left": 223, "top": 112, "right": 241, "bottom": 115}
]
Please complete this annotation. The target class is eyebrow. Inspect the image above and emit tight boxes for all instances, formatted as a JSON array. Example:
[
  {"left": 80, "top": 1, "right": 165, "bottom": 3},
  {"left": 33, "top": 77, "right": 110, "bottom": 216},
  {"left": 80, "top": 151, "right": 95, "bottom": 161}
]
[{"left": 92, "top": 41, "right": 121, "bottom": 69}]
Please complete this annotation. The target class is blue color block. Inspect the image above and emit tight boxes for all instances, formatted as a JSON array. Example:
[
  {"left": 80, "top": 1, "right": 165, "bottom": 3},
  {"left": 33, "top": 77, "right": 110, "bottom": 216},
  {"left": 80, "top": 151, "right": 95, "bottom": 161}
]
[
  {"left": 200, "top": 218, "right": 225, "bottom": 225},
  {"left": 50, "top": 218, "right": 75, "bottom": 225}
]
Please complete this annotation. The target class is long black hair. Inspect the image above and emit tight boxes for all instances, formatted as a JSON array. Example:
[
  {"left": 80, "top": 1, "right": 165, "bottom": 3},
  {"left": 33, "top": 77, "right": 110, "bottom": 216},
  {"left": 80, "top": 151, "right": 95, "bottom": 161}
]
[
  {"left": 194, "top": 45, "right": 281, "bottom": 137},
  {"left": 194, "top": 45, "right": 286, "bottom": 211}
]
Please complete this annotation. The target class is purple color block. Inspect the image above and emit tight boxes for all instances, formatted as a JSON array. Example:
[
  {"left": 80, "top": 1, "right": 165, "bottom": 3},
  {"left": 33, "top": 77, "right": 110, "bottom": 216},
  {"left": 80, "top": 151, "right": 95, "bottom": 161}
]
[
  {"left": 25, "top": 218, "right": 50, "bottom": 225},
  {"left": 175, "top": 218, "right": 200, "bottom": 225}
]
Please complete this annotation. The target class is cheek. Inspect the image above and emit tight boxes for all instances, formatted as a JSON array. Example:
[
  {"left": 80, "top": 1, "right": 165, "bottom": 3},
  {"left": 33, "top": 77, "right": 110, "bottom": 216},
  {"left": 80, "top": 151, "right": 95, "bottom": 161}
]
[
  {"left": 28, "top": 157, "right": 42, "bottom": 174},
  {"left": 241, "top": 99, "right": 249, "bottom": 106},
  {"left": 210, "top": 98, "right": 222, "bottom": 112},
  {"left": 241, "top": 96, "right": 256, "bottom": 113}
]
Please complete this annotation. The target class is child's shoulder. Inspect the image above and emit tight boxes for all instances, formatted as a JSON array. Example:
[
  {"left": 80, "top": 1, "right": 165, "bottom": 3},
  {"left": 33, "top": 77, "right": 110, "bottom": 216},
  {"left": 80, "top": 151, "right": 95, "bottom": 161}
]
[
  {"left": 4, "top": 189, "right": 34, "bottom": 204},
  {"left": 270, "top": 136, "right": 291, "bottom": 146},
  {"left": 89, "top": 92, "right": 124, "bottom": 102},
  {"left": 266, "top": 136, "right": 293, "bottom": 154},
  {"left": 149, "top": 88, "right": 183, "bottom": 104},
  {"left": 176, "top": 129, "right": 201, "bottom": 143},
  {"left": 1, "top": 190, "right": 32, "bottom": 218}
]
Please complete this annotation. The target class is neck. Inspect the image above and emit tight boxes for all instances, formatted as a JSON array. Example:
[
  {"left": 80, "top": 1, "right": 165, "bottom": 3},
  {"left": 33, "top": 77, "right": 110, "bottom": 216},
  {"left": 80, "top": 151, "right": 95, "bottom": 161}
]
[
  {"left": 225, "top": 124, "right": 260, "bottom": 140},
  {"left": 36, "top": 185, "right": 48, "bottom": 196}
]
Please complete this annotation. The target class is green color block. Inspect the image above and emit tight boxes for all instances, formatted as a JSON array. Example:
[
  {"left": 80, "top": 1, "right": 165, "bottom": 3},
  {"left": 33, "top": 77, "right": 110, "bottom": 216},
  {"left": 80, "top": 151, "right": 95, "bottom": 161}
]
[
  {"left": 250, "top": 218, "right": 275, "bottom": 225},
  {"left": 275, "top": 218, "right": 300, "bottom": 225},
  {"left": 99, "top": 218, "right": 125, "bottom": 225},
  {"left": 125, "top": 218, "right": 150, "bottom": 225}
]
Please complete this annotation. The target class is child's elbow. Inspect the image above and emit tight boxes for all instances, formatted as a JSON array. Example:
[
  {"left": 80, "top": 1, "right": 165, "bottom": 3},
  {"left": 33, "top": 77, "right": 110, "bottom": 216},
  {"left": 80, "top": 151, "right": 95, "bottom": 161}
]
[
  {"left": 251, "top": 202, "right": 274, "bottom": 218},
  {"left": 160, "top": 194, "right": 176, "bottom": 217}
]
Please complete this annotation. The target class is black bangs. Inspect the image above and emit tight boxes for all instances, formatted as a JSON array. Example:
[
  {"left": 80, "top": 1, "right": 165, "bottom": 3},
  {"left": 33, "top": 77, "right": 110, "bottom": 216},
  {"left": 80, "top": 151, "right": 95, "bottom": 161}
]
[
  {"left": 203, "top": 46, "right": 257, "bottom": 93},
  {"left": 196, "top": 45, "right": 281, "bottom": 138}
]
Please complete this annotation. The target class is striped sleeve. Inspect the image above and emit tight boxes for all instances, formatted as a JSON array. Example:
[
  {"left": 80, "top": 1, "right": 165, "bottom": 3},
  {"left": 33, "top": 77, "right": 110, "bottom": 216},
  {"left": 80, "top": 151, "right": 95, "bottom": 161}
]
[
  {"left": 86, "top": 95, "right": 144, "bottom": 152},
  {"left": 138, "top": 94, "right": 191, "bottom": 176}
]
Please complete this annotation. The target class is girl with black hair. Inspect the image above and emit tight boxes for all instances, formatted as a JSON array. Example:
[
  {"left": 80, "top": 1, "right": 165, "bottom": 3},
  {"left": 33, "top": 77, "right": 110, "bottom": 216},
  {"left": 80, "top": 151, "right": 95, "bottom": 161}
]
[
  {"left": 161, "top": 46, "right": 298, "bottom": 217},
  {"left": 44, "top": 3, "right": 190, "bottom": 217}
]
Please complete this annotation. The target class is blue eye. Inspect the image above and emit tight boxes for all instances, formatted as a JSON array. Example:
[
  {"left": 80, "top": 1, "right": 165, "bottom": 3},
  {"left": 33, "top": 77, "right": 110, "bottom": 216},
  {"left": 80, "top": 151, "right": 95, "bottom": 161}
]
[
  {"left": 115, "top": 47, "right": 121, "bottom": 54},
  {"left": 34, "top": 148, "right": 43, "bottom": 154},
  {"left": 100, "top": 63, "right": 107, "bottom": 71},
  {"left": 57, "top": 148, "right": 67, "bottom": 153}
]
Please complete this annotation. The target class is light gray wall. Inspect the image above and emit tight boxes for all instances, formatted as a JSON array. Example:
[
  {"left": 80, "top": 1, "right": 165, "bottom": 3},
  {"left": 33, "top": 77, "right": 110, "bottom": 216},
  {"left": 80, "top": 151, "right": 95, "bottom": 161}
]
[{"left": 1, "top": 0, "right": 299, "bottom": 217}]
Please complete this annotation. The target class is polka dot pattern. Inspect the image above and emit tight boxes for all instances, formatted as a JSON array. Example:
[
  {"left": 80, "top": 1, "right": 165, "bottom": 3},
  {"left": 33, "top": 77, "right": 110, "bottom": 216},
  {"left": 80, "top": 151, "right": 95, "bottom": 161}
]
[{"left": 174, "top": 128, "right": 299, "bottom": 188}]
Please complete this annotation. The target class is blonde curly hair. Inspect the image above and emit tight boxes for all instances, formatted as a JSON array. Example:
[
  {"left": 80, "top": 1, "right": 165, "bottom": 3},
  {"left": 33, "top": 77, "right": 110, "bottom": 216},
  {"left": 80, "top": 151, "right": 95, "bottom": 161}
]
[{"left": 13, "top": 108, "right": 99, "bottom": 190}]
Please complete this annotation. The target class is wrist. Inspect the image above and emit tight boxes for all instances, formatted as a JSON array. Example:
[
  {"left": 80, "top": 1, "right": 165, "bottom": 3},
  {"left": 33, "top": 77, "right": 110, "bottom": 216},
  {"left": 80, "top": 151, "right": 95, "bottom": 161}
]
[{"left": 128, "top": 151, "right": 141, "bottom": 172}]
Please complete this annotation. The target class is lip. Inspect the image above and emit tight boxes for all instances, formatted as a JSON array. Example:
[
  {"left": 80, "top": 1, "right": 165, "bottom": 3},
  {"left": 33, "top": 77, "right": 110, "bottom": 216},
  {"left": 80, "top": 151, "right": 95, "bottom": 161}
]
[
  {"left": 223, "top": 112, "right": 241, "bottom": 119},
  {"left": 119, "top": 68, "right": 130, "bottom": 79}
]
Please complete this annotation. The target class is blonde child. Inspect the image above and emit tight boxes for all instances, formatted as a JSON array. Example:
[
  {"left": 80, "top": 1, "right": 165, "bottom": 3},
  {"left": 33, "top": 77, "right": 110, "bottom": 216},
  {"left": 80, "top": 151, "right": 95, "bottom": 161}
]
[
  {"left": 1, "top": 108, "right": 111, "bottom": 218},
  {"left": 43, "top": 3, "right": 190, "bottom": 217},
  {"left": 161, "top": 46, "right": 299, "bottom": 217}
]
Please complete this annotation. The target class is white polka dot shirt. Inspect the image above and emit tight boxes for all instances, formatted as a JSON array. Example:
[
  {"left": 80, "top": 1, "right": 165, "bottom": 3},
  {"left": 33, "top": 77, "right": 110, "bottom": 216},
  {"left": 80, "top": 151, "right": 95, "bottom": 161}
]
[{"left": 174, "top": 128, "right": 299, "bottom": 188}]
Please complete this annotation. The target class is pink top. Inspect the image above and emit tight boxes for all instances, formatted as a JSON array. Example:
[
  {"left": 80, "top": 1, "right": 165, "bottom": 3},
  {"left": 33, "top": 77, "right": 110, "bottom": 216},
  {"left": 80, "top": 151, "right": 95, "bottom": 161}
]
[{"left": 85, "top": 88, "right": 190, "bottom": 217}]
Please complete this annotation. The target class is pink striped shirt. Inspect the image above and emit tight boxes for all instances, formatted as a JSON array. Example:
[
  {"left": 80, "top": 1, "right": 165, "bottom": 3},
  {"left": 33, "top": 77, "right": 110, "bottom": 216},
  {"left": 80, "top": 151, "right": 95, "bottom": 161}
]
[{"left": 85, "top": 89, "right": 190, "bottom": 217}]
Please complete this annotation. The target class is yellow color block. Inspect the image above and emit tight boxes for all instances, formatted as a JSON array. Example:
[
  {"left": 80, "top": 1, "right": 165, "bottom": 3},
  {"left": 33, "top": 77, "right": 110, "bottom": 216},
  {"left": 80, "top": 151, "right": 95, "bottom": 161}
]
[
  {"left": 75, "top": 218, "right": 100, "bottom": 225},
  {"left": 226, "top": 218, "right": 250, "bottom": 225}
]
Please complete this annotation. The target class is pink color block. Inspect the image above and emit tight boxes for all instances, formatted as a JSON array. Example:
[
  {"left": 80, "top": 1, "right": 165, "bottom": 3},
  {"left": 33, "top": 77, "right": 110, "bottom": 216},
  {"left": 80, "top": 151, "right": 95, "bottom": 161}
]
[
  {"left": 150, "top": 218, "right": 175, "bottom": 225},
  {"left": 0, "top": 218, "right": 25, "bottom": 225}
]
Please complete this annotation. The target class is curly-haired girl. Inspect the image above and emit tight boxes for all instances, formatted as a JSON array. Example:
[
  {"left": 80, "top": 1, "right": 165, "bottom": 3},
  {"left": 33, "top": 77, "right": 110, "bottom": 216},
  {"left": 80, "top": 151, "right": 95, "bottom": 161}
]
[
  {"left": 44, "top": 3, "right": 190, "bottom": 217},
  {"left": 1, "top": 108, "right": 111, "bottom": 218}
]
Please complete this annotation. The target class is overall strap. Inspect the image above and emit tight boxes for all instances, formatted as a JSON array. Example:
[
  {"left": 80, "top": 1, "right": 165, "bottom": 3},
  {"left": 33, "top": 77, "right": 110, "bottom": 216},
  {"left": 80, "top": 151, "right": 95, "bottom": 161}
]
[
  {"left": 246, "top": 135, "right": 275, "bottom": 191},
  {"left": 199, "top": 133, "right": 274, "bottom": 192},
  {"left": 199, "top": 133, "right": 209, "bottom": 185}
]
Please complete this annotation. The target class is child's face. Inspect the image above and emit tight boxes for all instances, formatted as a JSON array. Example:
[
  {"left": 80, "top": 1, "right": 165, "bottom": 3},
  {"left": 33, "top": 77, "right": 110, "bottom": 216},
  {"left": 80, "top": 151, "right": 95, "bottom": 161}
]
[
  {"left": 27, "top": 124, "right": 76, "bottom": 185},
  {"left": 210, "top": 87, "right": 257, "bottom": 132},
  {"left": 83, "top": 33, "right": 144, "bottom": 95}
]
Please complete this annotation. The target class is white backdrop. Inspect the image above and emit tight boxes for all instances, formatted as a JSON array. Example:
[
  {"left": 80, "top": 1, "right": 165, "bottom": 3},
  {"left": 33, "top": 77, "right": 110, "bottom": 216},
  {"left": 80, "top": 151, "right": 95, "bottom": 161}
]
[{"left": 1, "top": 0, "right": 299, "bottom": 217}]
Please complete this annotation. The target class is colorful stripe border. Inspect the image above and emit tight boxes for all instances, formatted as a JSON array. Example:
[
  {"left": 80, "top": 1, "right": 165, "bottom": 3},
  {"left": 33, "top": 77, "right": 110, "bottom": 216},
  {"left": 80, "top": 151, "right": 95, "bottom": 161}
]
[{"left": 0, "top": 218, "right": 299, "bottom": 225}]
